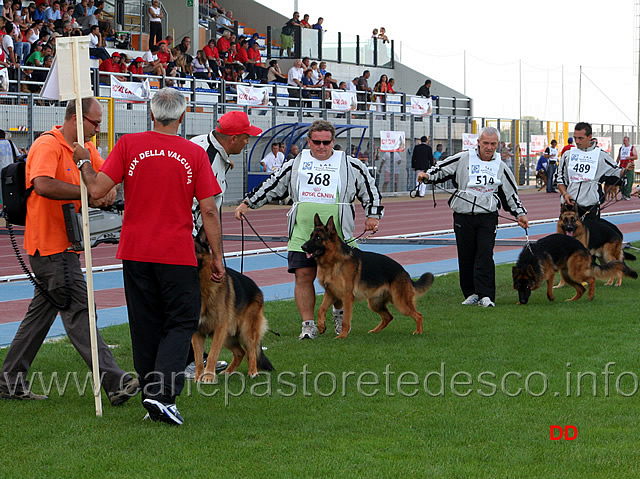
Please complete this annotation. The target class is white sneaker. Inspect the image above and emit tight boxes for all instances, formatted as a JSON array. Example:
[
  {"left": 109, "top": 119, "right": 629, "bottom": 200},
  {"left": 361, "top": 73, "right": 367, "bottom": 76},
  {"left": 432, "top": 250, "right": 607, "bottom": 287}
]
[
  {"left": 333, "top": 309, "right": 344, "bottom": 335},
  {"left": 478, "top": 297, "right": 495, "bottom": 308},
  {"left": 183, "top": 359, "right": 228, "bottom": 380},
  {"left": 142, "top": 398, "right": 184, "bottom": 425},
  {"left": 461, "top": 294, "right": 479, "bottom": 305},
  {"left": 299, "top": 323, "right": 318, "bottom": 340}
]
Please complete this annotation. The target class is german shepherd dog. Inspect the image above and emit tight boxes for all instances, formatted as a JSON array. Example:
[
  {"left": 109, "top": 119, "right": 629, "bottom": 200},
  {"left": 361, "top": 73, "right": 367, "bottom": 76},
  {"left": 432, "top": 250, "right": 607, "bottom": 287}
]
[
  {"left": 512, "top": 234, "right": 637, "bottom": 304},
  {"left": 192, "top": 229, "right": 274, "bottom": 382},
  {"left": 301, "top": 214, "right": 434, "bottom": 338},
  {"left": 556, "top": 204, "right": 636, "bottom": 286}
]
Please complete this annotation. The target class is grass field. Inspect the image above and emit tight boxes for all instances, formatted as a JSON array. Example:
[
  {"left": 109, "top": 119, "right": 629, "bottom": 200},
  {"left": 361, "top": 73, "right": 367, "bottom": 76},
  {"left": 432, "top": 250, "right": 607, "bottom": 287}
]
[{"left": 2, "top": 245, "right": 640, "bottom": 478}]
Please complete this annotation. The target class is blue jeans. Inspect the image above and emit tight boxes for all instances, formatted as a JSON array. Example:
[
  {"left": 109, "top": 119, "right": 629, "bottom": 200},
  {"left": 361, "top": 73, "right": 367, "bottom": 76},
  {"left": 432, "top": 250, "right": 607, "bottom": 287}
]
[{"left": 546, "top": 162, "right": 557, "bottom": 192}]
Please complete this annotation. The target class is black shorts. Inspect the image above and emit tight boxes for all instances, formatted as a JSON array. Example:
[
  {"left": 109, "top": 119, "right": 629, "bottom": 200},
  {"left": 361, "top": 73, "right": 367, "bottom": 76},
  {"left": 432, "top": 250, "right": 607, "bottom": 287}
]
[{"left": 287, "top": 251, "right": 316, "bottom": 273}]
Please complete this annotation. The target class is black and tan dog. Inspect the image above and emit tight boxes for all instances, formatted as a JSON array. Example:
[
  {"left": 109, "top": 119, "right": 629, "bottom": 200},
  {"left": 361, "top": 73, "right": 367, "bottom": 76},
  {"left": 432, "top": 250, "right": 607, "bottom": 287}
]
[
  {"left": 192, "top": 229, "right": 274, "bottom": 383},
  {"left": 512, "top": 234, "right": 637, "bottom": 304},
  {"left": 556, "top": 204, "right": 636, "bottom": 286},
  {"left": 301, "top": 214, "right": 434, "bottom": 338}
]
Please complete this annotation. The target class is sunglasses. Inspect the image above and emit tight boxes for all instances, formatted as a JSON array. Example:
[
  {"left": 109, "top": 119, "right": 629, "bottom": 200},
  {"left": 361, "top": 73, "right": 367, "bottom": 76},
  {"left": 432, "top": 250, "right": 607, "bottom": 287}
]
[
  {"left": 83, "top": 116, "right": 101, "bottom": 128},
  {"left": 309, "top": 139, "right": 333, "bottom": 146}
]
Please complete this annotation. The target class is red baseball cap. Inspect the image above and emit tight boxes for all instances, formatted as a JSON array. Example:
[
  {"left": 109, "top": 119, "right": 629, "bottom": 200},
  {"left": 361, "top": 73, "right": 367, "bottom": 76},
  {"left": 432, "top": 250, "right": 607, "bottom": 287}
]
[
  {"left": 216, "top": 111, "right": 262, "bottom": 137},
  {"left": 111, "top": 52, "right": 120, "bottom": 57},
  {"left": 135, "top": 57, "right": 144, "bottom": 62}
]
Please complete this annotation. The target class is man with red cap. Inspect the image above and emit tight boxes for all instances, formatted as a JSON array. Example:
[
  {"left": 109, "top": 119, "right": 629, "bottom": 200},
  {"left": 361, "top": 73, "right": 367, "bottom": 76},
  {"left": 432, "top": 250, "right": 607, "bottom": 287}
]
[
  {"left": 79, "top": 88, "right": 225, "bottom": 425},
  {"left": 98, "top": 51, "right": 125, "bottom": 83}
]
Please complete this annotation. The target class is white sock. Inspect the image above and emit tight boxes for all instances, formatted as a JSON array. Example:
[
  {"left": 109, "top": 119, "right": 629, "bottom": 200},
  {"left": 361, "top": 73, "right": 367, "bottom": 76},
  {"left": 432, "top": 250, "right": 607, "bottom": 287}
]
[{"left": 303, "top": 320, "right": 315, "bottom": 327}]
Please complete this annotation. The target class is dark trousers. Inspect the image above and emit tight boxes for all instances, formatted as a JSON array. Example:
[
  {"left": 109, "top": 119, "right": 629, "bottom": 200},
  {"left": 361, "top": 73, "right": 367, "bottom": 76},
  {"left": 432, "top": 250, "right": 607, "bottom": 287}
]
[
  {"left": 453, "top": 212, "right": 498, "bottom": 301},
  {"left": 546, "top": 162, "right": 557, "bottom": 192},
  {"left": 122, "top": 260, "right": 200, "bottom": 404},
  {"left": 576, "top": 203, "right": 600, "bottom": 221},
  {"left": 149, "top": 22, "right": 162, "bottom": 47},
  {"left": 0, "top": 252, "right": 130, "bottom": 395}
]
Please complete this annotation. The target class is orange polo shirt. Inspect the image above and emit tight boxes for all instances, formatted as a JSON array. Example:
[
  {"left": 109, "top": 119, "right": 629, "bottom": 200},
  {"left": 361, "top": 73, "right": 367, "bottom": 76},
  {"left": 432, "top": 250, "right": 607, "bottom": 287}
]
[{"left": 24, "top": 127, "right": 104, "bottom": 256}]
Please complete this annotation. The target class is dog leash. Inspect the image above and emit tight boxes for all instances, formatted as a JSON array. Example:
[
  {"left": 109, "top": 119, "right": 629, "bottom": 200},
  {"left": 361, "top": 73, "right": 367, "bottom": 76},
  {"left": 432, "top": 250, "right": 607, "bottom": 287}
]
[{"left": 240, "top": 215, "right": 289, "bottom": 272}]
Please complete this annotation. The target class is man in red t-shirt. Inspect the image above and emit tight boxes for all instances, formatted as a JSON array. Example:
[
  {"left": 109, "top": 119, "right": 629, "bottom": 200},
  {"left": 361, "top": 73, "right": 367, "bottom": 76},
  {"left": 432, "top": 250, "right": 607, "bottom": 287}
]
[
  {"left": 560, "top": 137, "right": 574, "bottom": 157},
  {"left": 98, "top": 51, "right": 125, "bottom": 82},
  {"left": 156, "top": 41, "right": 172, "bottom": 68},
  {"left": 247, "top": 42, "right": 266, "bottom": 81},
  {"left": 216, "top": 30, "right": 231, "bottom": 59},
  {"left": 203, "top": 39, "right": 221, "bottom": 76},
  {"left": 235, "top": 39, "right": 249, "bottom": 65},
  {"left": 79, "top": 88, "right": 225, "bottom": 425}
]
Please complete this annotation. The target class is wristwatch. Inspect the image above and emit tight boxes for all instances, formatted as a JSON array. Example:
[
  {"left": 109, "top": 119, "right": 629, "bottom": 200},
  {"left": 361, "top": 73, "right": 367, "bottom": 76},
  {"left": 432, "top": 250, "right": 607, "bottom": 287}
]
[
  {"left": 242, "top": 199, "right": 250, "bottom": 206},
  {"left": 76, "top": 159, "right": 91, "bottom": 169}
]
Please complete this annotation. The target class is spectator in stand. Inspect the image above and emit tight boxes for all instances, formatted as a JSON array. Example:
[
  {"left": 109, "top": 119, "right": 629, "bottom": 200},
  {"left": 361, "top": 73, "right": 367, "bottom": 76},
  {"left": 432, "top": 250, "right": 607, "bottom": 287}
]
[
  {"left": 148, "top": 0, "right": 163, "bottom": 47},
  {"left": 357, "top": 70, "right": 372, "bottom": 111},
  {"left": 416, "top": 79, "right": 431, "bottom": 97},
  {"left": 287, "top": 58, "right": 304, "bottom": 107},
  {"left": 302, "top": 56, "right": 310, "bottom": 69},
  {"left": 31, "top": 53, "right": 52, "bottom": 85},
  {"left": 323, "top": 72, "right": 337, "bottom": 89},
  {"left": 96, "top": 5, "right": 114, "bottom": 39},
  {"left": 247, "top": 32, "right": 260, "bottom": 48},
  {"left": 217, "top": 9, "right": 232, "bottom": 32},
  {"left": 87, "top": 0, "right": 97, "bottom": 16},
  {"left": 388, "top": 78, "right": 396, "bottom": 93},
  {"left": 142, "top": 44, "right": 165, "bottom": 76},
  {"left": 286, "top": 144, "right": 299, "bottom": 160},
  {"left": 156, "top": 40, "right": 173, "bottom": 70},
  {"left": 247, "top": 41, "right": 266, "bottom": 81},
  {"left": 300, "top": 13, "right": 311, "bottom": 28},
  {"left": 88, "top": 24, "right": 108, "bottom": 60},
  {"left": 25, "top": 20, "right": 43, "bottom": 48},
  {"left": 371, "top": 28, "right": 378, "bottom": 39},
  {"left": 177, "top": 36, "right": 193, "bottom": 65},
  {"left": 99, "top": 51, "right": 125, "bottom": 83},
  {"left": 43, "top": 1, "right": 61, "bottom": 31},
  {"left": 172, "top": 47, "right": 189, "bottom": 77},
  {"left": 10, "top": 16, "right": 30, "bottom": 64},
  {"left": 225, "top": 42, "right": 237, "bottom": 65},
  {"left": 192, "top": 49, "right": 213, "bottom": 83},
  {"left": 378, "top": 27, "right": 389, "bottom": 43},
  {"left": 346, "top": 77, "right": 358, "bottom": 92},
  {"left": 72, "top": 0, "right": 87, "bottom": 22},
  {"left": 23, "top": 3, "right": 36, "bottom": 24},
  {"left": 260, "top": 143, "right": 284, "bottom": 172},
  {"left": 267, "top": 59, "right": 287, "bottom": 83},
  {"left": 281, "top": 11, "right": 301, "bottom": 58},
  {"left": 235, "top": 38, "right": 249, "bottom": 67},
  {"left": 216, "top": 29, "right": 231, "bottom": 60},
  {"left": 203, "top": 38, "right": 221, "bottom": 77},
  {"left": 372, "top": 74, "right": 388, "bottom": 113},
  {"left": 312, "top": 17, "right": 323, "bottom": 30},
  {"left": 164, "top": 34, "right": 174, "bottom": 47},
  {"left": 33, "top": 2, "right": 47, "bottom": 22},
  {"left": 310, "top": 61, "right": 323, "bottom": 85},
  {"left": 118, "top": 52, "right": 129, "bottom": 74},
  {"left": 318, "top": 61, "right": 327, "bottom": 76},
  {"left": 24, "top": 41, "right": 43, "bottom": 66},
  {"left": 338, "top": 81, "right": 347, "bottom": 90},
  {"left": 433, "top": 143, "right": 443, "bottom": 160},
  {"left": 128, "top": 57, "right": 144, "bottom": 80},
  {"left": 2, "top": 22, "right": 19, "bottom": 66}
]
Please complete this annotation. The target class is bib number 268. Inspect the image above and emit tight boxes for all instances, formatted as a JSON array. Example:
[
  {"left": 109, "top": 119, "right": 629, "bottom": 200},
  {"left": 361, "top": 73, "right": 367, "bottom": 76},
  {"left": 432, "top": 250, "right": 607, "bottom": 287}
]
[{"left": 307, "top": 173, "right": 331, "bottom": 186}]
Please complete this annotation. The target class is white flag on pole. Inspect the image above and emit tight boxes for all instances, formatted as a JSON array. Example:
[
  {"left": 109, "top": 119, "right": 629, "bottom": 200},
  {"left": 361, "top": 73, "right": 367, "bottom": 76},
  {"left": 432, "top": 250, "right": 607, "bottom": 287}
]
[{"left": 410, "top": 96, "right": 432, "bottom": 116}]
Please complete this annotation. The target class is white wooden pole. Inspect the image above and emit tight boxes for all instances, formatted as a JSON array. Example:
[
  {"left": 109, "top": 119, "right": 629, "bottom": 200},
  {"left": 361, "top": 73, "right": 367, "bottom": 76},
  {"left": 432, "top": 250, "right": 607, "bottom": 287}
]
[{"left": 71, "top": 38, "right": 102, "bottom": 417}]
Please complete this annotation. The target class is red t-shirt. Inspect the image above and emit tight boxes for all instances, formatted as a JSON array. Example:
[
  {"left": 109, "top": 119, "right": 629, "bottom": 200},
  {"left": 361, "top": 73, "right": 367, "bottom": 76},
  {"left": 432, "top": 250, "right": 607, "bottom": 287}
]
[
  {"left": 157, "top": 50, "right": 170, "bottom": 65},
  {"left": 128, "top": 64, "right": 143, "bottom": 75},
  {"left": 560, "top": 144, "right": 574, "bottom": 157},
  {"left": 248, "top": 47, "right": 261, "bottom": 66},
  {"left": 99, "top": 58, "right": 120, "bottom": 73},
  {"left": 203, "top": 45, "right": 219, "bottom": 59},
  {"left": 100, "top": 131, "right": 221, "bottom": 266},
  {"left": 216, "top": 36, "right": 230, "bottom": 53},
  {"left": 235, "top": 47, "right": 248, "bottom": 63}
]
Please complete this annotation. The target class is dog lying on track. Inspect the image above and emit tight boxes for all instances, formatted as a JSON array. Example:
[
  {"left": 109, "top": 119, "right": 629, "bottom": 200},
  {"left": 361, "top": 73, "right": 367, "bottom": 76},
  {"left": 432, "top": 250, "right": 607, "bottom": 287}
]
[
  {"left": 192, "top": 229, "right": 274, "bottom": 382},
  {"left": 512, "top": 233, "right": 636, "bottom": 304},
  {"left": 302, "top": 214, "right": 434, "bottom": 338},
  {"left": 556, "top": 205, "right": 636, "bottom": 286}
]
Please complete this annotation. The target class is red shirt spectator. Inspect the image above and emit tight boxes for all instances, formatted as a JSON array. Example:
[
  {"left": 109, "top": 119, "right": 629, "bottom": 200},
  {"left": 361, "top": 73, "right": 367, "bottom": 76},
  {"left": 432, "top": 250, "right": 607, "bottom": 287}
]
[
  {"left": 203, "top": 43, "right": 219, "bottom": 61},
  {"left": 216, "top": 32, "right": 231, "bottom": 54},
  {"left": 99, "top": 53, "right": 122, "bottom": 73},
  {"left": 247, "top": 44, "right": 262, "bottom": 66},
  {"left": 235, "top": 43, "right": 248, "bottom": 64},
  {"left": 157, "top": 42, "right": 171, "bottom": 66},
  {"left": 128, "top": 57, "right": 144, "bottom": 75}
]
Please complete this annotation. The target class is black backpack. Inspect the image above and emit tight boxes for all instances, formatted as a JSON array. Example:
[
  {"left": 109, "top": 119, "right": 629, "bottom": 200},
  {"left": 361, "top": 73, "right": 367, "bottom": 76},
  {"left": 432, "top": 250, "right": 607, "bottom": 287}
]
[{"left": 1, "top": 159, "right": 33, "bottom": 226}]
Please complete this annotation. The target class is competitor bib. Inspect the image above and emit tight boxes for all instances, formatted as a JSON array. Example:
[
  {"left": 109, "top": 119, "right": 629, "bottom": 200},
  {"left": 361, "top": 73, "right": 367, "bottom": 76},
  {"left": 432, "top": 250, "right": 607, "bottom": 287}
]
[
  {"left": 297, "top": 150, "right": 341, "bottom": 204},
  {"left": 620, "top": 145, "right": 633, "bottom": 167},
  {"left": 466, "top": 149, "right": 501, "bottom": 196},
  {"left": 568, "top": 147, "right": 599, "bottom": 183}
]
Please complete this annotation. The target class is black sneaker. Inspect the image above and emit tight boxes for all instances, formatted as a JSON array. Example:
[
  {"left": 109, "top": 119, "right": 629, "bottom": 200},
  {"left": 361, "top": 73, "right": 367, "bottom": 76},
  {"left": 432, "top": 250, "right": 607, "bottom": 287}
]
[
  {"left": 109, "top": 377, "right": 141, "bottom": 406},
  {"left": 142, "top": 398, "right": 184, "bottom": 425}
]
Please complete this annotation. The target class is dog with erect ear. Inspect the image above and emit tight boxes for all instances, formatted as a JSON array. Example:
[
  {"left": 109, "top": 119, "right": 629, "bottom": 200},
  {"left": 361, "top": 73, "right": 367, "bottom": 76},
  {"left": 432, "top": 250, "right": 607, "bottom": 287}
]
[
  {"left": 301, "top": 213, "right": 434, "bottom": 338},
  {"left": 556, "top": 203, "right": 636, "bottom": 286},
  {"left": 192, "top": 227, "right": 274, "bottom": 383},
  {"left": 512, "top": 233, "right": 637, "bottom": 305}
]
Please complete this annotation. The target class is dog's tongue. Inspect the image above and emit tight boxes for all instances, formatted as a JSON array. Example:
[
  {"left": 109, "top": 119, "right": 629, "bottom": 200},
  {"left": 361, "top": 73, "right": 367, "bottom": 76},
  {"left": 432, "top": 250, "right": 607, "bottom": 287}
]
[
  {"left": 566, "top": 231, "right": 574, "bottom": 237},
  {"left": 306, "top": 252, "right": 313, "bottom": 259}
]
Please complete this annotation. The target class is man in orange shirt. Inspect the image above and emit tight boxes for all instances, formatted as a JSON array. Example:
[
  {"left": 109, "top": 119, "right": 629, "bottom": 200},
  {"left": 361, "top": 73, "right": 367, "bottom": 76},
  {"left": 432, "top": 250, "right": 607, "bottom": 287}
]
[{"left": 0, "top": 97, "right": 140, "bottom": 403}]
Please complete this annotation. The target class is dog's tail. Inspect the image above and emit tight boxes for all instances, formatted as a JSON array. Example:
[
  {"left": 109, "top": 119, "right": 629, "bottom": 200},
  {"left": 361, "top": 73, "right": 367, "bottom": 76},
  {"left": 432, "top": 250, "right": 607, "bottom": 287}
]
[
  {"left": 412, "top": 272, "right": 434, "bottom": 296},
  {"left": 592, "top": 261, "right": 638, "bottom": 281},
  {"left": 624, "top": 251, "right": 637, "bottom": 261},
  {"left": 257, "top": 343, "right": 274, "bottom": 372}
]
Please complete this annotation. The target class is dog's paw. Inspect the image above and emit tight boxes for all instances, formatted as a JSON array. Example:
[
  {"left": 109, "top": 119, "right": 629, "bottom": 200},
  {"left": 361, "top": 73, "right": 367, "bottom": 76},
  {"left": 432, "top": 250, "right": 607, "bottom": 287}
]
[{"left": 198, "top": 372, "right": 217, "bottom": 383}]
